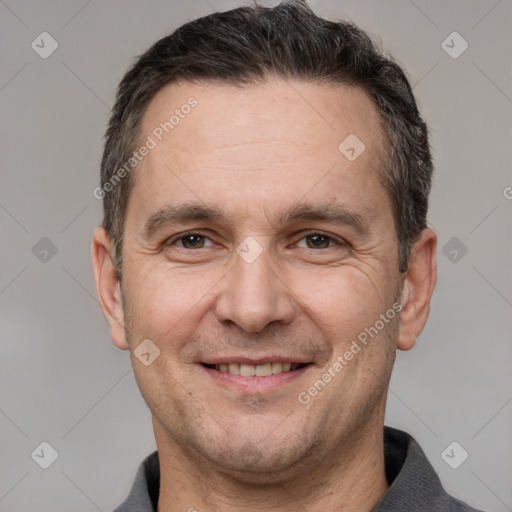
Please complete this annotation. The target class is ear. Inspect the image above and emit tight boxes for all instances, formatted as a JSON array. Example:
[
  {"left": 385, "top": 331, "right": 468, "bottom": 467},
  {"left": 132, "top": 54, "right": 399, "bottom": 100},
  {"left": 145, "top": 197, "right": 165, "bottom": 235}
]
[
  {"left": 91, "top": 227, "right": 129, "bottom": 350},
  {"left": 397, "top": 228, "right": 437, "bottom": 351}
]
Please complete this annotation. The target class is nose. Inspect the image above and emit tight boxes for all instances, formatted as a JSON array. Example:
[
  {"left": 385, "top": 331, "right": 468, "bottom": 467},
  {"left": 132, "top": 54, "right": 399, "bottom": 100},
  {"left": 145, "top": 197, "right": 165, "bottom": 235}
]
[{"left": 214, "top": 241, "right": 296, "bottom": 333}]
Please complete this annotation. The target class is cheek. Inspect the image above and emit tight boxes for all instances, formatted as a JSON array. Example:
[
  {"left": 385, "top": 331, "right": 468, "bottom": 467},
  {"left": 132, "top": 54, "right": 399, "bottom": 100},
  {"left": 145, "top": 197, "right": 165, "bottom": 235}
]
[
  {"left": 289, "top": 266, "right": 390, "bottom": 343},
  {"left": 123, "top": 254, "right": 396, "bottom": 355},
  {"left": 123, "top": 264, "right": 226, "bottom": 348}
]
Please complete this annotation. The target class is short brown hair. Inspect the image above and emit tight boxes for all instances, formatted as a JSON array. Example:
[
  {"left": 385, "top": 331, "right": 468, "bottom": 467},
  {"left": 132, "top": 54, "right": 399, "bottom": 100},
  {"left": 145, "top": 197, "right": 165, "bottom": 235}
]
[{"left": 99, "top": 0, "right": 433, "bottom": 278}]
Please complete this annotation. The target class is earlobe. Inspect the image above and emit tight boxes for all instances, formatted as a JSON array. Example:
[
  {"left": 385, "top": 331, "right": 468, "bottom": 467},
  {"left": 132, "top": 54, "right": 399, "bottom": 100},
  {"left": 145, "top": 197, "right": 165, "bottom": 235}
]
[
  {"left": 396, "top": 228, "right": 437, "bottom": 351},
  {"left": 91, "top": 227, "right": 129, "bottom": 350}
]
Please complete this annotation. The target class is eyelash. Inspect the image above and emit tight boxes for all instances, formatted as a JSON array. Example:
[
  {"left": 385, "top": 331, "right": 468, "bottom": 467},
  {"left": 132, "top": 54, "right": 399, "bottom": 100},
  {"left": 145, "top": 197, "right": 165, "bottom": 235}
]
[{"left": 165, "top": 231, "right": 348, "bottom": 251}]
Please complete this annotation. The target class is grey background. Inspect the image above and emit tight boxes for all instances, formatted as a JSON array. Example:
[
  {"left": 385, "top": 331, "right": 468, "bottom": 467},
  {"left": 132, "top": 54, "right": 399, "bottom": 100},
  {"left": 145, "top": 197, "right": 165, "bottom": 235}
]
[{"left": 1, "top": 0, "right": 511, "bottom": 510}]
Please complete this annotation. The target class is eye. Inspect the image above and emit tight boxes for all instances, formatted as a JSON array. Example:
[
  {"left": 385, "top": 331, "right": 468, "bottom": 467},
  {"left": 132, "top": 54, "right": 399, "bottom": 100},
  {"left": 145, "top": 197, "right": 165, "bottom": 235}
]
[
  {"left": 168, "top": 232, "right": 214, "bottom": 249},
  {"left": 296, "top": 232, "right": 345, "bottom": 250},
  {"left": 165, "top": 231, "right": 347, "bottom": 252}
]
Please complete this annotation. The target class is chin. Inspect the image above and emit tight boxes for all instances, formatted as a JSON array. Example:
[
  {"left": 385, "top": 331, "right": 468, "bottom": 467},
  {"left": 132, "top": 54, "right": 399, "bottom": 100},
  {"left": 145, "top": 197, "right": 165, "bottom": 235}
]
[{"left": 191, "top": 427, "right": 320, "bottom": 482}]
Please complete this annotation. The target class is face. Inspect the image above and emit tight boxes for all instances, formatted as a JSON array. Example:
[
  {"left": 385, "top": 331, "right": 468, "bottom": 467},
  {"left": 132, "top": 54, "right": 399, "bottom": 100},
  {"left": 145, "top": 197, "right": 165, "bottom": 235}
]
[{"left": 93, "top": 78, "right": 435, "bottom": 480}]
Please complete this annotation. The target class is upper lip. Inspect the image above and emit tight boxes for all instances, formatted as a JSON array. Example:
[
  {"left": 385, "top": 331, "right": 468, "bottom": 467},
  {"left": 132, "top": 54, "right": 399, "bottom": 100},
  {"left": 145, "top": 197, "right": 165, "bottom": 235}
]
[{"left": 201, "top": 356, "right": 311, "bottom": 365}]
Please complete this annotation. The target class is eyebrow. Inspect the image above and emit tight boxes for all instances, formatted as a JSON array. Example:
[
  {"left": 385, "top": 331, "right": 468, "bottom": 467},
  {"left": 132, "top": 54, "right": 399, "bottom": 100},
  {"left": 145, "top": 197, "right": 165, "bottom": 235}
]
[{"left": 142, "top": 201, "right": 370, "bottom": 240}]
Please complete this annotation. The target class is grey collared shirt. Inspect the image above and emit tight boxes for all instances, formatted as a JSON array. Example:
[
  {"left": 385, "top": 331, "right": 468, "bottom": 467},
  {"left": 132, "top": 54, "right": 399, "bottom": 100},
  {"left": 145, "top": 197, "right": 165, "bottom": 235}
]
[{"left": 113, "top": 426, "right": 485, "bottom": 511}]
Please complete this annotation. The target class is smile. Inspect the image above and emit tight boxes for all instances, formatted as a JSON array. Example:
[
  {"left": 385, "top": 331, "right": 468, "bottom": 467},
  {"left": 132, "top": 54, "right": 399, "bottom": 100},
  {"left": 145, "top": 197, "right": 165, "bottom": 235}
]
[
  {"left": 202, "top": 362, "right": 310, "bottom": 376},
  {"left": 200, "top": 359, "right": 313, "bottom": 393}
]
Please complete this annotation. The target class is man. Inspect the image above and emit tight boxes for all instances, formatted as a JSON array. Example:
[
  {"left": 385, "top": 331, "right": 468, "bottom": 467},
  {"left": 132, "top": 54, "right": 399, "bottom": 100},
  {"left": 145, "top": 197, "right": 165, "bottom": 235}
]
[{"left": 91, "top": 1, "right": 484, "bottom": 510}]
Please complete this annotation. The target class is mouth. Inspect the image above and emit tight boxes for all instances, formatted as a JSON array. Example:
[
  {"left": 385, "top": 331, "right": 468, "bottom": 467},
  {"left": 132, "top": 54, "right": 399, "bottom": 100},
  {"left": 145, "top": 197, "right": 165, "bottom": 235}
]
[
  {"left": 201, "top": 362, "right": 311, "bottom": 376},
  {"left": 199, "top": 359, "right": 313, "bottom": 393}
]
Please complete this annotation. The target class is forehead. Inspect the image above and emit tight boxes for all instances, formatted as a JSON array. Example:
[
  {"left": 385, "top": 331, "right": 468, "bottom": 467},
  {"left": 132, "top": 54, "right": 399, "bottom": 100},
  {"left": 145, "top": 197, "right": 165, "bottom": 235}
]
[
  {"left": 130, "top": 78, "right": 389, "bottom": 226},
  {"left": 139, "top": 78, "right": 383, "bottom": 158}
]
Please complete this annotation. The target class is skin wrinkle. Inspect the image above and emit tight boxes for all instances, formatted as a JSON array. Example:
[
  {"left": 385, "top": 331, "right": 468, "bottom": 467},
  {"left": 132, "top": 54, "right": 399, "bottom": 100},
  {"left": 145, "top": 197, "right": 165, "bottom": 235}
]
[{"left": 92, "top": 76, "right": 437, "bottom": 512}]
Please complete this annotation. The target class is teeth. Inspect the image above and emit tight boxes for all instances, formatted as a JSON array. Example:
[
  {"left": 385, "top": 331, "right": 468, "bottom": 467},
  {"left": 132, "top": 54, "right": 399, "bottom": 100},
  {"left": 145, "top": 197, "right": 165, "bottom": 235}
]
[
  {"left": 228, "top": 363, "right": 240, "bottom": 375},
  {"left": 271, "top": 362, "right": 282, "bottom": 374},
  {"left": 214, "top": 362, "right": 302, "bottom": 376},
  {"left": 255, "top": 363, "right": 272, "bottom": 377},
  {"left": 240, "top": 364, "right": 255, "bottom": 377}
]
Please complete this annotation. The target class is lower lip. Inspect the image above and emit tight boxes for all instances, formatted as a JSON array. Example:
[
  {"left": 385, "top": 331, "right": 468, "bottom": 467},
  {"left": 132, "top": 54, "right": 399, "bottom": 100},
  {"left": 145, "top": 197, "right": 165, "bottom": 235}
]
[{"left": 201, "top": 364, "right": 311, "bottom": 393}]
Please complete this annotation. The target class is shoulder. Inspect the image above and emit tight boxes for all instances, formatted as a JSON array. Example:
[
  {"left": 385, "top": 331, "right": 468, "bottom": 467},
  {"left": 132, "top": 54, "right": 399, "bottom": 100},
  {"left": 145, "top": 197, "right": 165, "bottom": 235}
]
[{"left": 377, "top": 426, "right": 487, "bottom": 512}]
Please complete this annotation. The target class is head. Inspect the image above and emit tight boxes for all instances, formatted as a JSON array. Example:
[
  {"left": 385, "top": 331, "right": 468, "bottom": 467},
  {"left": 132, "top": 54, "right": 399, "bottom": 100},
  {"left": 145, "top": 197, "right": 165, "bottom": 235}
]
[{"left": 92, "top": 0, "right": 436, "bottom": 483}]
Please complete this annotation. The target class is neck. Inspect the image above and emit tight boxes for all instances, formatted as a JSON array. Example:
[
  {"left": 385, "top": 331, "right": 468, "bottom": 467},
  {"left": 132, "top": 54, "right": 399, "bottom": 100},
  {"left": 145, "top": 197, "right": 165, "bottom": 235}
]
[{"left": 155, "top": 411, "right": 389, "bottom": 512}]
